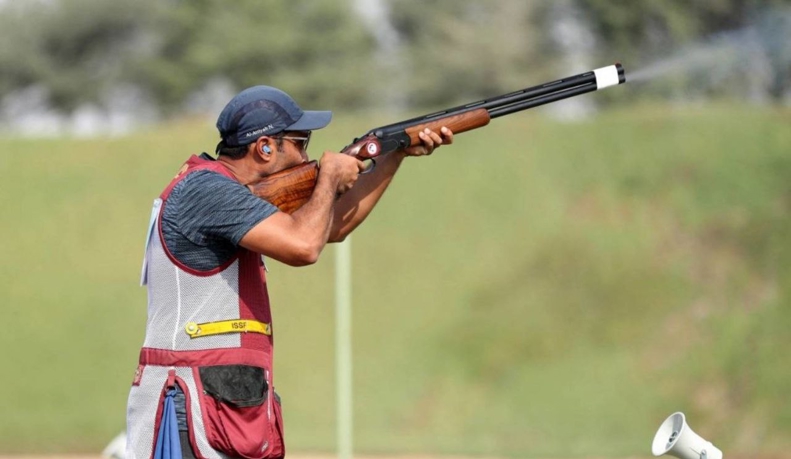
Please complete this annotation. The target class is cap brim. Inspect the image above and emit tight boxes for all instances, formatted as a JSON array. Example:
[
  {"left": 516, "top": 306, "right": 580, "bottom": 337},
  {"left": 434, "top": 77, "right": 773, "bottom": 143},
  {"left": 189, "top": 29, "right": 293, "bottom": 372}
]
[{"left": 286, "top": 110, "right": 332, "bottom": 131}]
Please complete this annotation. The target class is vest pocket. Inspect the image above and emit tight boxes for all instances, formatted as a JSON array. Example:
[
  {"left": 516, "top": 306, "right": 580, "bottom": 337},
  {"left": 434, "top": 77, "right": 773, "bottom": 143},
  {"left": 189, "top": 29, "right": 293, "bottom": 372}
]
[{"left": 195, "top": 365, "right": 284, "bottom": 459}]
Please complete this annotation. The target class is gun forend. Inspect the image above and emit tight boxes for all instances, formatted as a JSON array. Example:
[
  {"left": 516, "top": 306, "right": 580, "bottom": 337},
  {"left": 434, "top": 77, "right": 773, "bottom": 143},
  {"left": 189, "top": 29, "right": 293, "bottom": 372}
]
[
  {"left": 403, "top": 108, "right": 490, "bottom": 146},
  {"left": 341, "top": 107, "right": 491, "bottom": 159}
]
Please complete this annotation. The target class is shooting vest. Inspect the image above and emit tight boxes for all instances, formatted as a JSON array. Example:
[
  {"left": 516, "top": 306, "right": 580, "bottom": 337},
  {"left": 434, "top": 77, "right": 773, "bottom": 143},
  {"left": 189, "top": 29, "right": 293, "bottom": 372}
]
[{"left": 126, "top": 155, "right": 285, "bottom": 459}]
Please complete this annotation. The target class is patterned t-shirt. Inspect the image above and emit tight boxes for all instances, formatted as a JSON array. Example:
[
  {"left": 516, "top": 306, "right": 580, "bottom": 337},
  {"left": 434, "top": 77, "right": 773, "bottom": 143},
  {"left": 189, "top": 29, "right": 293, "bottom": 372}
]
[{"left": 161, "top": 153, "right": 278, "bottom": 271}]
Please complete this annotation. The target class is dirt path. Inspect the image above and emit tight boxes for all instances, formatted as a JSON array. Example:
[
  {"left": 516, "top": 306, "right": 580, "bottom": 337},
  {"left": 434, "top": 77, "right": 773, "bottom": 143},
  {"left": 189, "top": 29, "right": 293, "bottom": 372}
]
[
  {"left": 1, "top": 455, "right": 782, "bottom": 459},
  {"left": 0, "top": 455, "right": 668, "bottom": 459}
]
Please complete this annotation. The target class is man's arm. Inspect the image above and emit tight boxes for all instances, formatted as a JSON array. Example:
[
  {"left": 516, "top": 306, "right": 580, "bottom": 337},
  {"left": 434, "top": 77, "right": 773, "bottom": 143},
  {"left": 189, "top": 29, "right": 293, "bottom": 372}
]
[
  {"left": 328, "top": 127, "right": 453, "bottom": 242},
  {"left": 240, "top": 153, "right": 364, "bottom": 266}
]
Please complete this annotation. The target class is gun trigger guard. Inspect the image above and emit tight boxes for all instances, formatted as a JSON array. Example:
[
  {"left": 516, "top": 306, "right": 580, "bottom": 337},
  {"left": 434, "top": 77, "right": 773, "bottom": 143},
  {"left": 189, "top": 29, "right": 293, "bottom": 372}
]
[{"left": 361, "top": 158, "right": 376, "bottom": 175}]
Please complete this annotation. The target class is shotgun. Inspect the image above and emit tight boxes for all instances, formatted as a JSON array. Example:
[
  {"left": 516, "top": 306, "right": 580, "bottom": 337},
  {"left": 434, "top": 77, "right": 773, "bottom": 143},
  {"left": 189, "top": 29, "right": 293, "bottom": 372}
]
[{"left": 249, "top": 64, "right": 626, "bottom": 213}]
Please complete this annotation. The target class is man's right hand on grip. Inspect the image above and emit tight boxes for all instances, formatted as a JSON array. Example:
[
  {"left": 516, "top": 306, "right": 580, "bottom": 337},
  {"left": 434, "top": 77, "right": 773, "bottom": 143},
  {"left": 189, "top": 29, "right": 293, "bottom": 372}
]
[{"left": 319, "top": 151, "right": 366, "bottom": 195}]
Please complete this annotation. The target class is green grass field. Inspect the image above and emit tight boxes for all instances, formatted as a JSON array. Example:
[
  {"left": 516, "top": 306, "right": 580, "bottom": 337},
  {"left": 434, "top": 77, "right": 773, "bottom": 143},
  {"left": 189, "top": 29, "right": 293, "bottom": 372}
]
[{"left": 1, "top": 104, "right": 789, "bottom": 457}]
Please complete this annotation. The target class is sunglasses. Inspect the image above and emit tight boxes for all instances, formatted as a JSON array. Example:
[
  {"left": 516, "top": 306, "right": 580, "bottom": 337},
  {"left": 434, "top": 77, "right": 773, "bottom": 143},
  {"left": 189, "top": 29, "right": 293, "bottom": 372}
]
[{"left": 279, "top": 131, "right": 311, "bottom": 151}]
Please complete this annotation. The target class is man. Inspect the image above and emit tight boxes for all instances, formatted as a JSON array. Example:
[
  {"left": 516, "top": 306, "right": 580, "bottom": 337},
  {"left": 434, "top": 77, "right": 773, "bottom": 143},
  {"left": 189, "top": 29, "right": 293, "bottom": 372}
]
[{"left": 126, "top": 85, "right": 453, "bottom": 459}]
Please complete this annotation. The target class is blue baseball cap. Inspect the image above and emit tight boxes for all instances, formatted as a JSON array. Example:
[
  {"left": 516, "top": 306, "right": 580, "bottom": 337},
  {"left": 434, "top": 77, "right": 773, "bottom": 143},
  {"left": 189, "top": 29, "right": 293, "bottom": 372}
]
[{"left": 216, "top": 85, "right": 332, "bottom": 147}]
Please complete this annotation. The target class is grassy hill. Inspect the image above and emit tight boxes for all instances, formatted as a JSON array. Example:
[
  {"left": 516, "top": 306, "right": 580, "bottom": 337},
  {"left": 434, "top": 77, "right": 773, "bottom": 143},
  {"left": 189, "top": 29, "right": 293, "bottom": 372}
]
[{"left": 0, "top": 104, "right": 789, "bottom": 456}]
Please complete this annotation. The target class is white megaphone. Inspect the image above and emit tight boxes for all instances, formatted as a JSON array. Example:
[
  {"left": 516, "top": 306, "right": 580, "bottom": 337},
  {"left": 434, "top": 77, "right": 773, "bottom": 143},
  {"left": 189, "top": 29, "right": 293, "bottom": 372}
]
[{"left": 652, "top": 412, "right": 722, "bottom": 459}]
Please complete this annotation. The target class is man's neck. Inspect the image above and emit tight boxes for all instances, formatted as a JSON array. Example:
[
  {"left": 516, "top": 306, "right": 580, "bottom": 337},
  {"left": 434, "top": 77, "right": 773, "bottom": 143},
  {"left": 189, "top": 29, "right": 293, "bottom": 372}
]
[{"left": 216, "top": 156, "right": 259, "bottom": 185}]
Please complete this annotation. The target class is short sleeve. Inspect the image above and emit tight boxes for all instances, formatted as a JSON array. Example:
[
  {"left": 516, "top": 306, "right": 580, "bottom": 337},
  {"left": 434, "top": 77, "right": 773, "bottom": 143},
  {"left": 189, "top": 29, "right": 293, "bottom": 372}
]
[{"left": 160, "top": 169, "right": 278, "bottom": 270}]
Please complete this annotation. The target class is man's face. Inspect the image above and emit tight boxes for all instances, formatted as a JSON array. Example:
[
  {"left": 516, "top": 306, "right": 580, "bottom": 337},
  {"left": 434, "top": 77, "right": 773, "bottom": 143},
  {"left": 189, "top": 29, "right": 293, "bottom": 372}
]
[{"left": 278, "top": 130, "right": 312, "bottom": 165}]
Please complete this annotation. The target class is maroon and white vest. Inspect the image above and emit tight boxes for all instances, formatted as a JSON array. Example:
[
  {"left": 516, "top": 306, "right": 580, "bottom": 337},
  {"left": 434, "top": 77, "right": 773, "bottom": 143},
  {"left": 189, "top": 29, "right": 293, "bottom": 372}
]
[{"left": 126, "top": 155, "right": 285, "bottom": 459}]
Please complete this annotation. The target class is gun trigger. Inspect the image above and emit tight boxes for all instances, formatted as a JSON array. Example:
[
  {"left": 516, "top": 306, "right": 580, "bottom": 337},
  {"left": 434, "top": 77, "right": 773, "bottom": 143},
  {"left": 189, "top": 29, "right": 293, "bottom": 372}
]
[{"left": 361, "top": 158, "right": 376, "bottom": 175}]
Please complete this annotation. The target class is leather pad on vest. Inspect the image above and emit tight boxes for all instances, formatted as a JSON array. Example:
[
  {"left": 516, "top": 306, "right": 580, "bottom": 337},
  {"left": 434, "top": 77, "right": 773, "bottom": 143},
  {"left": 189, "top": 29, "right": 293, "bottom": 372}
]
[{"left": 199, "top": 365, "right": 267, "bottom": 407}]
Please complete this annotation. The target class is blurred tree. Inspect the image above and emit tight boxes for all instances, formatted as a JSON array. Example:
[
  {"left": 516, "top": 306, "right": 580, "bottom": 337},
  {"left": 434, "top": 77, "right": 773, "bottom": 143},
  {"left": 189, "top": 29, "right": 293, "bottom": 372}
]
[
  {"left": 578, "top": 0, "right": 790, "bottom": 57},
  {"left": 387, "top": 0, "right": 547, "bottom": 108},
  {"left": 0, "top": 0, "right": 159, "bottom": 111},
  {"left": 116, "top": 0, "right": 376, "bottom": 112},
  {"left": 0, "top": 0, "right": 788, "bottom": 117},
  {"left": 0, "top": 0, "right": 376, "bottom": 114},
  {"left": 576, "top": 0, "right": 791, "bottom": 100}
]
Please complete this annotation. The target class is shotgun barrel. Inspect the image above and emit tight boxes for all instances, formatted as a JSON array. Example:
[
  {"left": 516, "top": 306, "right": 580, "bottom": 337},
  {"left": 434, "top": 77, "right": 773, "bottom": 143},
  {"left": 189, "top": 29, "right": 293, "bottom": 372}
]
[{"left": 341, "top": 63, "right": 626, "bottom": 158}]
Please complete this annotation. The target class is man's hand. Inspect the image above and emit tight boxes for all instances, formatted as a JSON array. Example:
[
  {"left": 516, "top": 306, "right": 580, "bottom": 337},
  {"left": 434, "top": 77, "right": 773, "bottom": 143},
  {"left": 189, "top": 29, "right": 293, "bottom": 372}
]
[
  {"left": 403, "top": 126, "right": 454, "bottom": 157},
  {"left": 241, "top": 152, "right": 363, "bottom": 267},
  {"left": 319, "top": 151, "right": 366, "bottom": 194}
]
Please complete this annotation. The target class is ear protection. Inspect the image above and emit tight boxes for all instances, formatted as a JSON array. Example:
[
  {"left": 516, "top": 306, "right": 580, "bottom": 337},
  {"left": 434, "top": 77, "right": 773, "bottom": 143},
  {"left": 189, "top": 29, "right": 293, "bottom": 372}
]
[{"left": 262, "top": 145, "right": 271, "bottom": 154}]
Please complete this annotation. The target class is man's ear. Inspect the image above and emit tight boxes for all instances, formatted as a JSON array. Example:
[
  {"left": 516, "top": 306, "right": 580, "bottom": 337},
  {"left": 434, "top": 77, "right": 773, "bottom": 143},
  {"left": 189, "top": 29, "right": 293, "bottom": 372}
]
[{"left": 253, "top": 137, "right": 274, "bottom": 161}]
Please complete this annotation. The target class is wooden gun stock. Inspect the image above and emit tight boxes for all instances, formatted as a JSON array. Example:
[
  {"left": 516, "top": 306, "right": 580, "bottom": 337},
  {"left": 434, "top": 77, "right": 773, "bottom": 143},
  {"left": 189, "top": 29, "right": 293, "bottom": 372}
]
[{"left": 248, "top": 160, "right": 319, "bottom": 214}]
